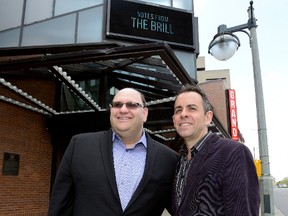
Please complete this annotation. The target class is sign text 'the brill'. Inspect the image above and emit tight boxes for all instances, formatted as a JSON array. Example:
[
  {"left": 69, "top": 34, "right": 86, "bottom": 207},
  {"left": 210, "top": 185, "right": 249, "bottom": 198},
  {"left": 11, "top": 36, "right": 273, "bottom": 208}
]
[{"left": 131, "top": 17, "right": 174, "bottom": 35}]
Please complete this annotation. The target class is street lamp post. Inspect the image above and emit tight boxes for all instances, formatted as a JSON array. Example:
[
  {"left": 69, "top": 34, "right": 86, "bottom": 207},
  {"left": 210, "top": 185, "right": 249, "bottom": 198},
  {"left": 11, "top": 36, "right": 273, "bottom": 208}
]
[{"left": 208, "top": 1, "right": 274, "bottom": 215}]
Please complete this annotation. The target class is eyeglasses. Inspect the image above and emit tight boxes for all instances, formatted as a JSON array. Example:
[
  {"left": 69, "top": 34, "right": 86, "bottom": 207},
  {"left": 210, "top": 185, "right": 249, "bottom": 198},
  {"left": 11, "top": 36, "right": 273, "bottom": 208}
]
[{"left": 110, "top": 101, "right": 144, "bottom": 109}]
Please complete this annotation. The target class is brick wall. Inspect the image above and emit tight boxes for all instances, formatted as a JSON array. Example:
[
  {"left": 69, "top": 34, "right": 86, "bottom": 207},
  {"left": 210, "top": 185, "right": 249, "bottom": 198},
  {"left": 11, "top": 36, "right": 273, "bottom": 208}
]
[
  {"left": 0, "top": 78, "right": 55, "bottom": 216},
  {"left": 200, "top": 80, "right": 229, "bottom": 131}
]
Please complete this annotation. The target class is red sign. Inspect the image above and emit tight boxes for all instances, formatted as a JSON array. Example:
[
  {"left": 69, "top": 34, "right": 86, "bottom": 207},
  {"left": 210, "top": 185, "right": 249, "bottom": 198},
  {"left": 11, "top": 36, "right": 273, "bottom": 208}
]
[{"left": 228, "top": 89, "right": 239, "bottom": 140}]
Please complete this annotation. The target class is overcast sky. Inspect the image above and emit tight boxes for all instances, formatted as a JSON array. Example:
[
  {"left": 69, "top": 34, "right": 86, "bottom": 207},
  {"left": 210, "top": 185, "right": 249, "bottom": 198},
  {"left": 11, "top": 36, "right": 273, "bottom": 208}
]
[{"left": 194, "top": 0, "right": 288, "bottom": 182}]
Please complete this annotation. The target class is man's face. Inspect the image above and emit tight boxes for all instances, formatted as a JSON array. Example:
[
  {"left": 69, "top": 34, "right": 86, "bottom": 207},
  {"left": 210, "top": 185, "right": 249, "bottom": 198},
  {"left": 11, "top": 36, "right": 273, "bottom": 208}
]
[
  {"left": 110, "top": 89, "right": 148, "bottom": 138},
  {"left": 173, "top": 91, "right": 213, "bottom": 142}
]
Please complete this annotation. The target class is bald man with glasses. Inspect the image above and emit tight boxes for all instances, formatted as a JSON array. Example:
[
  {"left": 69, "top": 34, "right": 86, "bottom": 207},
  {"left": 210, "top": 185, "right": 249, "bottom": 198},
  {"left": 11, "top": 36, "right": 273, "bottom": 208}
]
[{"left": 48, "top": 88, "right": 178, "bottom": 216}]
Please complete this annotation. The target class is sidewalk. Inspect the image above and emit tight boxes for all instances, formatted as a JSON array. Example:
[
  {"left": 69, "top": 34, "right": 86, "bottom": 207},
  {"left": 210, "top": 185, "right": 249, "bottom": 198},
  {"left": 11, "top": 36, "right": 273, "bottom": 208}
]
[
  {"left": 259, "top": 205, "right": 284, "bottom": 216},
  {"left": 274, "top": 206, "right": 284, "bottom": 216}
]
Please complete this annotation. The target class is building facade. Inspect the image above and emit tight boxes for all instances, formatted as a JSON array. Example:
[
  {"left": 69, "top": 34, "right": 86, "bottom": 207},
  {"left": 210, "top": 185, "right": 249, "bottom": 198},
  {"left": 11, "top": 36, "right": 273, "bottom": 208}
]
[
  {"left": 0, "top": 1, "right": 231, "bottom": 215},
  {"left": 197, "top": 56, "right": 243, "bottom": 142}
]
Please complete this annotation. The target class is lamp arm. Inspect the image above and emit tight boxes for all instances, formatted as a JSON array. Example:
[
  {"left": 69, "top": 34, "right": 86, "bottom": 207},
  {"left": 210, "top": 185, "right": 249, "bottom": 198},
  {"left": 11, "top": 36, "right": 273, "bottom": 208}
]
[
  {"left": 223, "top": 23, "right": 250, "bottom": 33},
  {"left": 216, "top": 1, "right": 257, "bottom": 38}
]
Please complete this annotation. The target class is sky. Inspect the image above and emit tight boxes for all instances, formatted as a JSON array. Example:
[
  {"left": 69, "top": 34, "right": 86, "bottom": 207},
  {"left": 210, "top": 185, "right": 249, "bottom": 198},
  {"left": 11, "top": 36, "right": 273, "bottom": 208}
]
[{"left": 194, "top": 0, "right": 288, "bottom": 182}]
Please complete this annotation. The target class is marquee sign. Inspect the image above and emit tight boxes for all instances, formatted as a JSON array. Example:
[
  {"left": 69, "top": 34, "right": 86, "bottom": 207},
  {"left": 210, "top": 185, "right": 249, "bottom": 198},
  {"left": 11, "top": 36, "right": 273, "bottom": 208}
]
[
  {"left": 228, "top": 89, "right": 239, "bottom": 141},
  {"left": 106, "top": 0, "right": 196, "bottom": 50}
]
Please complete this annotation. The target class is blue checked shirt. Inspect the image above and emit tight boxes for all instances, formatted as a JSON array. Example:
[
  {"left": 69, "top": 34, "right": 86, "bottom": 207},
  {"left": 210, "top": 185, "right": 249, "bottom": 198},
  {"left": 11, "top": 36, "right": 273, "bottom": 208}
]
[{"left": 112, "top": 131, "right": 147, "bottom": 210}]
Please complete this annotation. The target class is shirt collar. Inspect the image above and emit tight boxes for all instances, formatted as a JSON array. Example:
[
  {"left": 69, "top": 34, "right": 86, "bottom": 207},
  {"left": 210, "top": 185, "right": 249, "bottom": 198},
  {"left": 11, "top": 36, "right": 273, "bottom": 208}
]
[
  {"left": 180, "top": 131, "right": 212, "bottom": 157},
  {"left": 112, "top": 130, "right": 147, "bottom": 148}
]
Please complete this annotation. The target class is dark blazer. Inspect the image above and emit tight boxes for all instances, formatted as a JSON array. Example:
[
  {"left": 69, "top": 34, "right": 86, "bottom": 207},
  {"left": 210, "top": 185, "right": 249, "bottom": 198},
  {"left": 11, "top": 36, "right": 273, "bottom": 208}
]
[
  {"left": 48, "top": 129, "right": 178, "bottom": 216},
  {"left": 172, "top": 133, "right": 260, "bottom": 216}
]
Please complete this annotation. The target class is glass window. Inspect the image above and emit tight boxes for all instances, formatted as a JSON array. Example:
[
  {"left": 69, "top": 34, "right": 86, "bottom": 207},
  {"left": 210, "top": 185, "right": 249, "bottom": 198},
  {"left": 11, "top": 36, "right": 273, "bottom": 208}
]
[
  {"left": 22, "top": 14, "right": 76, "bottom": 46},
  {"left": 136, "top": 0, "right": 171, "bottom": 7},
  {"left": 60, "top": 79, "right": 101, "bottom": 112},
  {"left": 174, "top": 50, "right": 197, "bottom": 79},
  {"left": 55, "top": 0, "right": 103, "bottom": 16},
  {"left": 77, "top": 6, "right": 103, "bottom": 43},
  {"left": 0, "top": 0, "right": 24, "bottom": 31},
  {"left": 173, "top": 0, "right": 192, "bottom": 11},
  {"left": 0, "top": 28, "right": 20, "bottom": 48},
  {"left": 25, "top": 0, "right": 53, "bottom": 24}
]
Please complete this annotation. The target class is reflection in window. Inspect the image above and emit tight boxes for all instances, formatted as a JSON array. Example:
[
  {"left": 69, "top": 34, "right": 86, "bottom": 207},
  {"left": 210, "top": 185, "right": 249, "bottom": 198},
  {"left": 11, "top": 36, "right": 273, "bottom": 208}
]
[
  {"left": 55, "top": 0, "right": 103, "bottom": 16},
  {"left": 0, "top": 28, "right": 20, "bottom": 48},
  {"left": 174, "top": 50, "right": 197, "bottom": 78},
  {"left": 22, "top": 14, "right": 76, "bottom": 46},
  {"left": 173, "top": 0, "right": 192, "bottom": 10},
  {"left": 0, "top": 0, "right": 23, "bottom": 31},
  {"left": 60, "top": 80, "right": 100, "bottom": 112},
  {"left": 135, "top": 0, "right": 170, "bottom": 6},
  {"left": 77, "top": 6, "right": 103, "bottom": 43},
  {"left": 25, "top": 0, "right": 53, "bottom": 24}
]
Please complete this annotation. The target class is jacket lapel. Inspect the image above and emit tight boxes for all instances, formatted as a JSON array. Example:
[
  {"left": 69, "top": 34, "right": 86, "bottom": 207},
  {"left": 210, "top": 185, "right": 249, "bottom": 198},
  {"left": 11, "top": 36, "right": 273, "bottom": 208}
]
[
  {"left": 100, "top": 129, "right": 121, "bottom": 202},
  {"left": 178, "top": 134, "right": 215, "bottom": 208},
  {"left": 125, "top": 133, "right": 159, "bottom": 210}
]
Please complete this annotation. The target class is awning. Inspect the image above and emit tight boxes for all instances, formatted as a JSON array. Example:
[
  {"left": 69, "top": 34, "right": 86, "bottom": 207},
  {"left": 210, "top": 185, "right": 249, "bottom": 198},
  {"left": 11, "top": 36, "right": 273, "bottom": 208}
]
[{"left": 0, "top": 42, "right": 230, "bottom": 149}]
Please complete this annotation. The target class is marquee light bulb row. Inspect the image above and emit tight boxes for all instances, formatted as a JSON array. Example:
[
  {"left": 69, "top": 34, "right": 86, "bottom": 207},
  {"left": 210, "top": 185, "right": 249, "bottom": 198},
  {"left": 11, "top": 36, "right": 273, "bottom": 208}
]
[
  {"left": 0, "top": 77, "right": 56, "bottom": 115},
  {"left": 146, "top": 96, "right": 175, "bottom": 106},
  {"left": 51, "top": 66, "right": 105, "bottom": 112},
  {"left": 164, "top": 62, "right": 182, "bottom": 85},
  {"left": 0, "top": 95, "right": 50, "bottom": 115},
  {"left": 144, "top": 128, "right": 175, "bottom": 141}
]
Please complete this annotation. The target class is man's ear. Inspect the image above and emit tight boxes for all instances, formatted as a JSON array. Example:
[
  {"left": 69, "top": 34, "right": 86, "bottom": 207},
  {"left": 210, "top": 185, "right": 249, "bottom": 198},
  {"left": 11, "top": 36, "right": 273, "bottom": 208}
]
[
  {"left": 205, "top": 111, "right": 213, "bottom": 125},
  {"left": 143, "top": 107, "right": 149, "bottom": 122}
]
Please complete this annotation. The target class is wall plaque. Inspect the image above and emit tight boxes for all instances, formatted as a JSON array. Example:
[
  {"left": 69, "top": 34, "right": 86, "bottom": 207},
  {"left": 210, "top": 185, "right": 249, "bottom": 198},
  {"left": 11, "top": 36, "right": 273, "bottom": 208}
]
[
  {"left": 3, "top": 152, "right": 20, "bottom": 175},
  {"left": 106, "top": 0, "right": 197, "bottom": 51}
]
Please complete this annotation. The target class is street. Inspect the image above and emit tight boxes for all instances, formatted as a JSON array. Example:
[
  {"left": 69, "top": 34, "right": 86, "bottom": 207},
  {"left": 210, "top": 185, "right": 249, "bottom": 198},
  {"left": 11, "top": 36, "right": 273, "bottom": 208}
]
[{"left": 274, "top": 188, "right": 288, "bottom": 215}]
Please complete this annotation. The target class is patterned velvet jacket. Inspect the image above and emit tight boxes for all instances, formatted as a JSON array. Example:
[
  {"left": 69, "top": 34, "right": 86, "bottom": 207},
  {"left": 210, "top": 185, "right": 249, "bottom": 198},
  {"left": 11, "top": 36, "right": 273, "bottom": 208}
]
[{"left": 172, "top": 133, "right": 260, "bottom": 216}]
